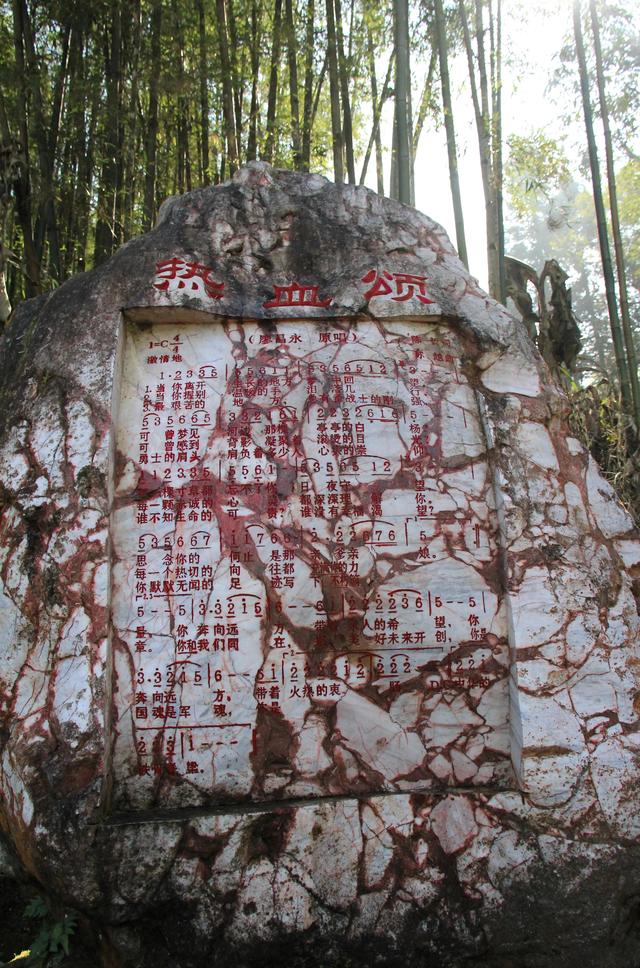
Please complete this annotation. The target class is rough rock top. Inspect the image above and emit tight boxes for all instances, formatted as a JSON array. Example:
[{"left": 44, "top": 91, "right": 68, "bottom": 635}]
[
  {"left": 155, "top": 162, "right": 458, "bottom": 314},
  {"left": 138, "top": 161, "right": 526, "bottom": 343}
]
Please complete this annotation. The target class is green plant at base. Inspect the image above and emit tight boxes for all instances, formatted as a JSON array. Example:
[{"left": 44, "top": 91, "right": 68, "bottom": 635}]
[{"left": 0, "top": 897, "right": 77, "bottom": 968}]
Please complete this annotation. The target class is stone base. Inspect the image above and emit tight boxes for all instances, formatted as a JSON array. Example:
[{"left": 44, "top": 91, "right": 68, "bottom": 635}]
[{"left": 88, "top": 791, "right": 640, "bottom": 968}]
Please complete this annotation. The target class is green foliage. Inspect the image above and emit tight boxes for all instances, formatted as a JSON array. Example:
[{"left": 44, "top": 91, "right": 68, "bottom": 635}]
[
  {"left": 567, "top": 375, "right": 640, "bottom": 526},
  {"left": 0, "top": 897, "right": 78, "bottom": 968},
  {"left": 554, "top": 0, "right": 640, "bottom": 158},
  {"left": 505, "top": 131, "right": 571, "bottom": 218},
  {"left": 616, "top": 158, "right": 640, "bottom": 290}
]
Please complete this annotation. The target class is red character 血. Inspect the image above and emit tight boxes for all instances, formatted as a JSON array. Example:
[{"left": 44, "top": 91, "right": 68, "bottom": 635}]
[{"left": 263, "top": 282, "right": 332, "bottom": 309}]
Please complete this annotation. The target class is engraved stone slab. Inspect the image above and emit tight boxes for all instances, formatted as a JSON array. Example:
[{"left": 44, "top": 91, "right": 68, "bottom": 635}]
[{"left": 111, "top": 316, "right": 510, "bottom": 809}]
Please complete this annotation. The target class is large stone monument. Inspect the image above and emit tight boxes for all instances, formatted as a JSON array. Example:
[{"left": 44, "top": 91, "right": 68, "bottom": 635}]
[{"left": 1, "top": 163, "right": 639, "bottom": 967}]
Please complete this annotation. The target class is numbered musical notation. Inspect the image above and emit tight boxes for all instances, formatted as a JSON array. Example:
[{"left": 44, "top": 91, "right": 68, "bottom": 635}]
[{"left": 111, "top": 319, "right": 505, "bottom": 801}]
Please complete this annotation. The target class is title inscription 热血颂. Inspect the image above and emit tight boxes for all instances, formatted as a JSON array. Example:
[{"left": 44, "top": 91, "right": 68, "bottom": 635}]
[{"left": 110, "top": 318, "right": 509, "bottom": 811}]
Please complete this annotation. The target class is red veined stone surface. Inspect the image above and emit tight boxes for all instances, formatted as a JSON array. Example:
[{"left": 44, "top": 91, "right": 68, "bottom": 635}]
[{"left": 1, "top": 163, "right": 639, "bottom": 968}]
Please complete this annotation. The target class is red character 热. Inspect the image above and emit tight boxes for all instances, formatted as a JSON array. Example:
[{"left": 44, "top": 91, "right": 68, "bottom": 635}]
[{"left": 154, "top": 258, "right": 224, "bottom": 299}]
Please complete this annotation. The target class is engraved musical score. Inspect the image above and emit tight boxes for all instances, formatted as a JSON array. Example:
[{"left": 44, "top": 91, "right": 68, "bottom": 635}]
[{"left": 110, "top": 317, "right": 509, "bottom": 810}]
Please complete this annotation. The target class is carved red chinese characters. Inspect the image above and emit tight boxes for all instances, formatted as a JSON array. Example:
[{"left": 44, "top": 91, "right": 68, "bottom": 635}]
[
  {"left": 154, "top": 258, "right": 225, "bottom": 299},
  {"left": 263, "top": 282, "right": 332, "bottom": 309},
  {"left": 362, "top": 269, "right": 435, "bottom": 304}
]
